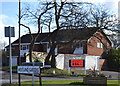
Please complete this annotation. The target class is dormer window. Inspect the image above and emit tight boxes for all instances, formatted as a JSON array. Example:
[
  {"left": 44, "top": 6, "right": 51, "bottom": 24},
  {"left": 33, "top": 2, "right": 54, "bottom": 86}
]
[{"left": 97, "top": 43, "right": 103, "bottom": 48}]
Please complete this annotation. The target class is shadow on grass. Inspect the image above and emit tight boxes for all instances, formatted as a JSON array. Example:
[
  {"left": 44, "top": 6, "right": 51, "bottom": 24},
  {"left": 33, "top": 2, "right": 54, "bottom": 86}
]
[
  {"left": 1, "top": 83, "right": 83, "bottom": 86},
  {"left": 1, "top": 83, "right": 119, "bottom": 86},
  {"left": 69, "top": 82, "right": 84, "bottom": 85},
  {"left": 69, "top": 82, "right": 109, "bottom": 86}
]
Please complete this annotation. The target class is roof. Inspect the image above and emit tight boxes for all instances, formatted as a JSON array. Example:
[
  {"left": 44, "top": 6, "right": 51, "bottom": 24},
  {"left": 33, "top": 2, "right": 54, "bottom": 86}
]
[
  {"left": 12, "top": 33, "right": 50, "bottom": 44},
  {"left": 11, "top": 27, "right": 111, "bottom": 45},
  {"left": 56, "top": 27, "right": 99, "bottom": 42},
  {"left": 99, "top": 30, "right": 112, "bottom": 46}
]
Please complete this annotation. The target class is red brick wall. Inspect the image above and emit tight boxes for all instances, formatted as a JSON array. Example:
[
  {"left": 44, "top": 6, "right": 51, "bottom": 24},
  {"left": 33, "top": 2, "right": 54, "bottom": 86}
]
[
  {"left": 12, "top": 44, "right": 47, "bottom": 56},
  {"left": 99, "top": 59, "right": 107, "bottom": 70},
  {"left": 34, "top": 44, "right": 42, "bottom": 52},
  {"left": 87, "top": 32, "right": 111, "bottom": 56},
  {"left": 13, "top": 45, "right": 19, "bottom": 56}
]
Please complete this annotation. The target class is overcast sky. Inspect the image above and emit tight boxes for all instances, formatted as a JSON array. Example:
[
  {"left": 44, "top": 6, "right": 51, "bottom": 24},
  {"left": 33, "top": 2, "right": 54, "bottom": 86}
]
[{"left": 0, "top": 0, "right": 119, "bottom": 46}]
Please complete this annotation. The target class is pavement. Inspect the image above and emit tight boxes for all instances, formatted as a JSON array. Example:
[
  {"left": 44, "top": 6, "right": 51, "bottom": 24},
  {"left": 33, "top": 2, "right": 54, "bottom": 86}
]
[
  {"left": 101, "top": 71, "right": 120, "bottom": 80},
  {"left": 0, "top": 67, "right": 120, "bottom": 85}
]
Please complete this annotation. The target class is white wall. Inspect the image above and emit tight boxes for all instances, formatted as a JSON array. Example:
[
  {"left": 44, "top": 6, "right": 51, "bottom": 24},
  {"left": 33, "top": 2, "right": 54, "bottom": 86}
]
[
  {"left": 55, "top": 54, "right": 101, "bottom": 70},
  {"left": 56, "top": 54, "right": 64, "bottom": 69},
  {"left": 85, "top": 56, "right": 100, "bottom": 70},
  {"left": 73, "top": 47, "right": 83, "bottom": 55},
  {"left": 20, "top": 50, "right": 29, "bottom": 57},
  {"left": 47, "top": 48, "right": 50, "bottom": 53},
  {"left": 12, "top": 57, "right": 17, "bottom": 65}
]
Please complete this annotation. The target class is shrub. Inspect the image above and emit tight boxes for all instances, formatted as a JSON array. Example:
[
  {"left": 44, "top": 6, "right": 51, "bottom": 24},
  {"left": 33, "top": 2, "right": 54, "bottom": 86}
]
[
  {"left": 85, "top": 67, "right": 106, "bottom": 77},
  {"left": 106, "top": 48, "right": 120, "bottom": 71},
  {"left": 43, "top": 68, "right": 68, "bottom": 75}
]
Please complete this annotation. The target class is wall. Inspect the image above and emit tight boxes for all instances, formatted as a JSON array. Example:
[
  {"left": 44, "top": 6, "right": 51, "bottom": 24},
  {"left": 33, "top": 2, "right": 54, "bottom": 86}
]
[
  {"left": 87, "top": 32, "right": 111, "bottom": 56},
  {"left": 73, "top": 47, "right": 83, "bottom": 55},
  {"left": 12, "top": 57, "right": 17, "bottom": 65},
  {"left": 63, "top": 54, "right": 85, "bottom": 70},
  {"left": 55, "top": 54, "right": 65, "bottom": 69},
  {"left": 99, "top": 59, "right": 107, "bottom": 70},
  {"left": 85, "top": 56, "right": 100, "bottom": 70},
  {"left": 13, "top": 45, "right": 19, "bottom": 56},
  {"left": 55, "top": 54, "right": 100, "bottom": 70}
]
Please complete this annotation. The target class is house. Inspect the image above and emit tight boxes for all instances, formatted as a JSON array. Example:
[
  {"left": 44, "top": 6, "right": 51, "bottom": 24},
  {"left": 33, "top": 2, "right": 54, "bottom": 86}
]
[{"left": 5, "top": 27, "right": 112, "bottom": 70}]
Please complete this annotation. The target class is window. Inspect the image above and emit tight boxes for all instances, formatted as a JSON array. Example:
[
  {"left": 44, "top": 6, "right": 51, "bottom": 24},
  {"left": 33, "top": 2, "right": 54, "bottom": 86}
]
[
  {"left": 97, "top": 43, "right": 103, "bottom": 48},
  {"left": 21, "top": 45, "right": 29, "bottom": 50}
]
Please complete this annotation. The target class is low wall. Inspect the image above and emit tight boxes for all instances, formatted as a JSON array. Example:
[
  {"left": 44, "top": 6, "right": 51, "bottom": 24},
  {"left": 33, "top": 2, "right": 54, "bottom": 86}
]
[{"left": 56, "top": 54, "right": 100, "bottom": 70}]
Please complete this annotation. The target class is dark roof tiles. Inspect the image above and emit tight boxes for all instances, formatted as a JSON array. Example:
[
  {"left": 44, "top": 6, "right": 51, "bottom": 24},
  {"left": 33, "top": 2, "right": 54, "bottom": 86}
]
[{"left": 12, "top": 27, "right": 100, "bottom": 44}]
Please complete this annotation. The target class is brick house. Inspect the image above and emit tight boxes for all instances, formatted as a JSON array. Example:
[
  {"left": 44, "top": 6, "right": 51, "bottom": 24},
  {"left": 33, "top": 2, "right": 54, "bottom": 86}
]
[
  {"left": 56, "top": 28, "right": 112, "bottom": 56},
  {"left": 5, "top": 27, "right": 112, "bottom": 69}
]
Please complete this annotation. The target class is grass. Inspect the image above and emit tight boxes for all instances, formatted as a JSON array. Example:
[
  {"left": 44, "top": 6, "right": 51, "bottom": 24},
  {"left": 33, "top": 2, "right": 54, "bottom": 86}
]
[
  {"left": 2, "top": 80, "right": 119, "bottom": 86},
  {"left": 2, "top": 65, "right": 18, "bottom": 72},
  {"left": 3, "top": 65, "right": 17, "bottom": 69}
]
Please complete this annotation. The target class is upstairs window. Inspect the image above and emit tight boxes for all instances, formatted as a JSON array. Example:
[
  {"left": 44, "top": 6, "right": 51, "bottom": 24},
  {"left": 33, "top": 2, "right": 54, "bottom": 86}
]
[
  {"left": 21, "top": 45, "right": 29, "bottom": 50},
  {"left": 97, "top": 43, "right": 103, "bottom": 48}
]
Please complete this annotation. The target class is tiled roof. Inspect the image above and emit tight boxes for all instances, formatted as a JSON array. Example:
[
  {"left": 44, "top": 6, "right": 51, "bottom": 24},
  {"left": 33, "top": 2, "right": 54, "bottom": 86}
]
[
  {"left": 12, "top": 33, "right": 50, "bottom": 44},
  {"left": 12, "top": 27, "right": 100, "bottom": 44},
  {"left": 56, "top": 27, "right": 99, "bottom": 42}
]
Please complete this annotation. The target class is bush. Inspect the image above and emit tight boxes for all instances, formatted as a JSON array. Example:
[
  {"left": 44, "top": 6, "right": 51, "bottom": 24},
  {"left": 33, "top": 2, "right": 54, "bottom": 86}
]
[
  {"left": 106, "top": 48, "right": 120, "bottom": 71},
  {"left": 43, "top": 68, "right": 68, "bottom": 75},
  {"left": 98, "top": 73, "right": 106, "bottom": 77}
]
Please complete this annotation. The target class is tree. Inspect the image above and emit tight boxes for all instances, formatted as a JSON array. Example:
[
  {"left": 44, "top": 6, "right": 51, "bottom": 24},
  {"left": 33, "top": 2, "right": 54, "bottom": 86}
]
[
  {"left": 19, "top": 2, "right": 54, "bottom": 62},
  {"left": 44, "top": 1, "right": 93, "bottom": 67},
  {"left": 44, "top": 0, "right": 65, "bottom": 67}
]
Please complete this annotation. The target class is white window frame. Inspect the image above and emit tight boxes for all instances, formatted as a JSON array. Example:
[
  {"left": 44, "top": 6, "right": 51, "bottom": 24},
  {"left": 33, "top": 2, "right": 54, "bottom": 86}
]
[
  {"left": 97, "top": 43, "right": 103, "bottom": 48},
  {"left": 21, "top": 45, "right": 29, "bottom": 50}
]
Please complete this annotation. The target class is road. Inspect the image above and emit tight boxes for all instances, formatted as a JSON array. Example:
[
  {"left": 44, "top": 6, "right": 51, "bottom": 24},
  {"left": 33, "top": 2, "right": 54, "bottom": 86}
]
[
  {"left": 0, "top": 68, "right": 82, "bottom": 85},
  {"left": 0, "top": 67, "right": 119, "bottom": 85}
]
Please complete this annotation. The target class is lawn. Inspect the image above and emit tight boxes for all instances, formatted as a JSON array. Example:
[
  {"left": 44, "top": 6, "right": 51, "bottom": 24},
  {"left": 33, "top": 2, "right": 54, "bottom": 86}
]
[{"left": 2, "top": 80, "right": 119, "bottom": 86}]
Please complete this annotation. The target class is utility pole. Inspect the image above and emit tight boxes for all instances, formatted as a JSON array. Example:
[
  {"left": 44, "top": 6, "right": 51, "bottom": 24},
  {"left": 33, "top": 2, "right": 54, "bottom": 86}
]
[{"left": 18, "top": 0, "right": 21, "bottom": 86}]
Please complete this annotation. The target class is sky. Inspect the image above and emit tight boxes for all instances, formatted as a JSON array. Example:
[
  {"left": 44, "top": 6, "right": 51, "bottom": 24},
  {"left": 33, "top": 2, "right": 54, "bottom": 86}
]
[{"left": 0, "top": 0, "right": 119, "bottom": 47}]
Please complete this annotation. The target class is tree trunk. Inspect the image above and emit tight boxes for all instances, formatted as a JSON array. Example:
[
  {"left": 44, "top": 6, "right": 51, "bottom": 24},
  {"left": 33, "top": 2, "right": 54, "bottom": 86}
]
[
  {"left": 44, "top": 42, "right": 57, "bottom": 66},
  {"left": 29, "top": 36, "right": 37, "bottom": 62},
  {"left": 51, "top": 54, "right": 56, "bottom": 68},
  {"left": 29, "top": 42, "right": 33, "bottom": 62}
]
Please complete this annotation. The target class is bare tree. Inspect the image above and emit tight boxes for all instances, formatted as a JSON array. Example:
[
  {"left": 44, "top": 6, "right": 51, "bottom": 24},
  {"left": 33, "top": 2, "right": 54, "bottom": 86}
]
[
  {"left": 19, "top": 2, "right": 54, "bottom": 62},
  {"left": 44, "top": 0, "right": 66, "bottom": 67},
  {"left": 44, "top": 1, "right": 90, "bottom": 67}
]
